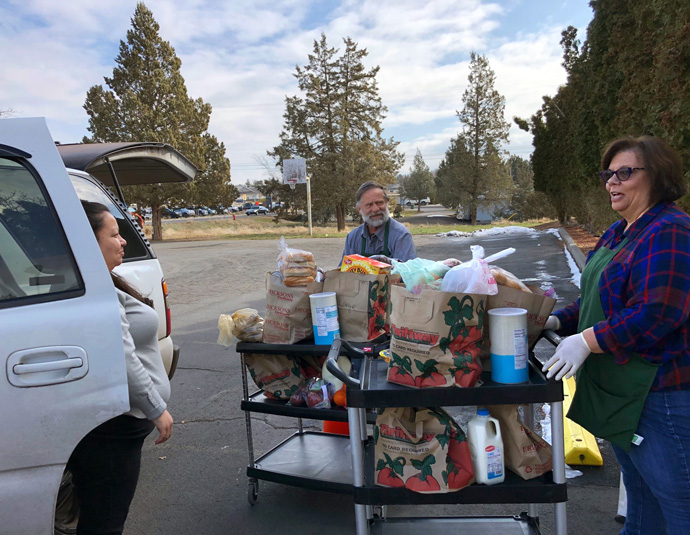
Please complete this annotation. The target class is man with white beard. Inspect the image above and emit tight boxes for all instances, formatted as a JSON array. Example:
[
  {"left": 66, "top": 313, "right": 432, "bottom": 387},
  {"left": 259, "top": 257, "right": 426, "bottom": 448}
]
[{"left": 341, "top": 181, "right": 416, "bottom": 265}]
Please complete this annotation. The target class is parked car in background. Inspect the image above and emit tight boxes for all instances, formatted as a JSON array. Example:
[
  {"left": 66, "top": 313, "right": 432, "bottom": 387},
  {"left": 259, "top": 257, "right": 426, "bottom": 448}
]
[
  {"left": 402, "top": 197, "right": 431, "bottom": 207},
  {"left": 246, "top": 205, "right": 269, "bottom": 215},
  {"left": 196, "top": 206, "right": 208, "bottom": 216},
  {"left": 243, "top": 201, "right": 256, "bottom": 210},
  {"left": 174, "top": 207, "right": 194, "bottom": 217},
  {"left": 161, "top": 207, "right": 179, "bottom": 218},
  {"left": 1, "top": 119, "right": 197, "bottom": 534}
]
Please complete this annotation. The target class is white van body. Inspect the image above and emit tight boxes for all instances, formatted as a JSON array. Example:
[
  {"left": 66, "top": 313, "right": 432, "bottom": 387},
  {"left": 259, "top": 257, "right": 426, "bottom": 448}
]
[{"left": 0, "top": 118, "right": 196, "bottom": 534}]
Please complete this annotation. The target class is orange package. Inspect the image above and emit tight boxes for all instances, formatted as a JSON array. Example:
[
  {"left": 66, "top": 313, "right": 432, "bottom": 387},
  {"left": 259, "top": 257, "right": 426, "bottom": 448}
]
[{"left": 341, "top": 254, "right": 391, "bottom": 275}]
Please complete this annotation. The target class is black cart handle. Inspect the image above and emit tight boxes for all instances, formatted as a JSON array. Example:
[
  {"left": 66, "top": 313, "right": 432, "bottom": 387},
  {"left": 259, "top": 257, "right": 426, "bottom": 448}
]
[
  {"left": 541, "top": 329, "right": 563, "bottom": 347},
  {"left": 325, "top": 338, "right": 362, "bottom": 389}
]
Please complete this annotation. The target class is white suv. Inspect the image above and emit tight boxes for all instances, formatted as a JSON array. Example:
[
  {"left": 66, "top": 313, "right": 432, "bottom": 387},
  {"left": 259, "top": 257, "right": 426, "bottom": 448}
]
[
  {"left": 56, "top": 141, "right": 197, "bottom": 378},
  {"left": 0, "top": 118, "right": 196, "bottom": 534}
]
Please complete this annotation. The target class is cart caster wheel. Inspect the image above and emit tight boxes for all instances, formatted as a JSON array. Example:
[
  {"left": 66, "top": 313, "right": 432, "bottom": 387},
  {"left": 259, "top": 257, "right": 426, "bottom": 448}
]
[
  {"left": 373, "top": 505, "right": 387, "bottom": 519},
  {"left": 248, "top": 480, "right": 259, "bottom": 505}
]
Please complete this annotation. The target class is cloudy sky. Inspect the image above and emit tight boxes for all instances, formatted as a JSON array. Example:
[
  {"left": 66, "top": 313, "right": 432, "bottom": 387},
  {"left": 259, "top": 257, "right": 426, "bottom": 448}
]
[{"left": 1, "top": 0, "right": 593, "bottom": 184}]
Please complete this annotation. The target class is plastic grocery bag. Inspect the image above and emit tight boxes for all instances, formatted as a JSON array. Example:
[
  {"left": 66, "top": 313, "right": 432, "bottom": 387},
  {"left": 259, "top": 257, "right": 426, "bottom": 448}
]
[
  {"left": 217, "top": 308, "right": 264, "bottom": 346},
  {"left": 276, "top": 236, "right": 317, "bottom": 286},
  {"left": 391, "top": 258, "right": 450, "bottom": 294},
  {"left": 440, "top": 245, "right": 498, "bottom": 295}
]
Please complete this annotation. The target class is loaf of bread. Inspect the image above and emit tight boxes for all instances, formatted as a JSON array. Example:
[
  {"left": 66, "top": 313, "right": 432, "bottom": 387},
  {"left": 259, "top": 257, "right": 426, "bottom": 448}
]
[
  {"left": 491, "top": 267, "right": 532, "bottom": 293},
  {"left": 283, "top": 275, "right": 316, "bottom": 287}
]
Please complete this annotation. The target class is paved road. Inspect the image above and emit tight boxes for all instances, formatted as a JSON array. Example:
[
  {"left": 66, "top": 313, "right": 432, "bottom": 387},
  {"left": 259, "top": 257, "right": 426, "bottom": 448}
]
[{"left": 125, "top": 230, "right": 622, "bottom": 534}]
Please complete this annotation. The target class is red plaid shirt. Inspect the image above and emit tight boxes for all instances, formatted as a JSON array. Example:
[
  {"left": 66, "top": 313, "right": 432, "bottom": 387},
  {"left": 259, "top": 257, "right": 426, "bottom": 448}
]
[{"left": 555, "top": 202, "right": 690, "bottom": 391}]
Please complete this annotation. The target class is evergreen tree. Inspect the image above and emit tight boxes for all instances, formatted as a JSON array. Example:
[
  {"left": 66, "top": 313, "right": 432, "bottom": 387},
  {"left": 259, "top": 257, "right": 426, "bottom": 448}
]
[
  {"left": 400, "top": 149, "right": 435, "bottom": 212},
  {"left": 82, "top": 2, "right": 226, "bottom": 240},
  {"left": 188, "top": 134, "right": 237, "bottom": 211},
  {"left": 269, "top": 34, "right": 403, "bottom": 231},
  {"left": 453, "top": 53, "right": 512, "bottom": 224},
  {"left": 507, "top": 155, "right": 533, "bottom": 220},
  {"left": 522, "top": 1, "right": 690, "bottom": 232}
]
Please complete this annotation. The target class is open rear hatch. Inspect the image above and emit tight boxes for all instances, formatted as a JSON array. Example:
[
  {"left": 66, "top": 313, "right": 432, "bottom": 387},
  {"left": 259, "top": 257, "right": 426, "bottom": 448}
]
[{"left": 56, "top": 142, "right": 198, "bottom": 202}]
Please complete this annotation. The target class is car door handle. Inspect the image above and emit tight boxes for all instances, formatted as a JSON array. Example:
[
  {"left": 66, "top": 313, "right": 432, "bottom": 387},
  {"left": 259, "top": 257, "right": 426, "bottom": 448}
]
[
  {"left": 7, "top": 346, "right": 89, "bottom": 387},
  {"left": 13, "top": 357, "right": 83, "bottom": 374}
]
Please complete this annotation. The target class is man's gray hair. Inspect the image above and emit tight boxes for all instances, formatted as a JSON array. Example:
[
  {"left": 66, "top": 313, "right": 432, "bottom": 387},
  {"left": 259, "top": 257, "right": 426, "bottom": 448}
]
[{"left": 356, "top": 181, "right": 389, "bottom": 207}]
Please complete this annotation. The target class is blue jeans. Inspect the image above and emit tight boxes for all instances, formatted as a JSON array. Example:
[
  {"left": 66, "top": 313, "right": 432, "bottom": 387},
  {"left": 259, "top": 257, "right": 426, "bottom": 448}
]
[{"left": 612, "top": 390, "right": 690, "bottom": 535}]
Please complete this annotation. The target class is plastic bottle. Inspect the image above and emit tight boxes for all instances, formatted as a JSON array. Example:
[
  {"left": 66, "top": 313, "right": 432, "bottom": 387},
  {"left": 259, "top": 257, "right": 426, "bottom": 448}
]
[{"left": 467, "top": 408, "right": 505, "bottom": 485}]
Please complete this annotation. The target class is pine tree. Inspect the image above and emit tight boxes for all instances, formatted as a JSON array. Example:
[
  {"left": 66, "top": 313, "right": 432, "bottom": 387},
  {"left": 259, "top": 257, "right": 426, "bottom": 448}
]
[
  {"left": 269, "top": 34, "right": 403, "bottom": 231},
  {"left": 188, "top": 135, "right": 238, "bottom": 211},
  {"left": 435, "top": 135, "right": 475, "bottom": 216},
  {"left": 82, "top": 2, "right": 225, "bottom": 240},
  {"left": 400, "top": 150, "right": 435, "bottom": 212},
  {"left": 454, "top": 53, "right": 512, "bottom": 224}
]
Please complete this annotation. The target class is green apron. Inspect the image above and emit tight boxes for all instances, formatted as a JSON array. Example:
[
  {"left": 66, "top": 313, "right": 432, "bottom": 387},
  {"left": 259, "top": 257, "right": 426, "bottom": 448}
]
[
  {"left": 566, "top": 237, "right": 660, "bottom": 452},
  {"left": 360, "top": 219, "right": 390, "bottom": 257}
]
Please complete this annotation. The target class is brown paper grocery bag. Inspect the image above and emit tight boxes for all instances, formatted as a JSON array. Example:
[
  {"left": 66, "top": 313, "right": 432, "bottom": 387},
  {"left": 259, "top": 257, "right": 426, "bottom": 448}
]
[
  {"left": 485, "top": 284, "right": 556, "bottom": 347},
  {"left": 244, "top": 354, "right": 305, "bottom": 400},
  {"left": 374, "top": 407, "right": 474, "bottom": 493},
  {"left": 322, "top": 269, "right": 389, "bottom": 342},
  {"left": 480, "top": 285, "right": 557, "bottom": 369},
  {"left": 262, "top": 272, "right": 324, "bottom": 344},
  {"left": 488, "top": 404, "right": 553, "bottom": 479},
  {"left": 388, "top": 284, "right": 486, "bottom": 388}
]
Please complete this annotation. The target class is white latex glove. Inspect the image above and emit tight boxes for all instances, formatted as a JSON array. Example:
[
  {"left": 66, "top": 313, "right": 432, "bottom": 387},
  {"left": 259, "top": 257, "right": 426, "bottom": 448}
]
[
  {"left": 544, "top": 315, "right": 561, "bottom": 331},
  {"left": 542, "top": 332, "right": 591, "bottom": 380}
]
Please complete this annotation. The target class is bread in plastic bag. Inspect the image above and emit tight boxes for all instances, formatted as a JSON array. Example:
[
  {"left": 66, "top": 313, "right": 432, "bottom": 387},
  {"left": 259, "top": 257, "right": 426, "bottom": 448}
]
[
  {"left": 490, "top": 266, "right": 532, "bottom": 293},
  {"left": 440, "top": 245, "right": 498, "bottom": 295},
  {"left": 217, "top": 308, "right": 264, "bottom": 346},
  {"left": 277, "top": 236, "right": 316, "bottom": 286}
]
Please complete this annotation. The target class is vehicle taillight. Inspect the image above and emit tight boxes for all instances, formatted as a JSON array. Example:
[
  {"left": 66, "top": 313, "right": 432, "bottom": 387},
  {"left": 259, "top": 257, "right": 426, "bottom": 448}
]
[{"left": 162, "top": 279, "right": 172, "bottom": 337}]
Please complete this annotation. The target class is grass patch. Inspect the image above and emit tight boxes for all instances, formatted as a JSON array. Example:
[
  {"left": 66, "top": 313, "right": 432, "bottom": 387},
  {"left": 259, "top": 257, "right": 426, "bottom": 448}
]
[{"left": 147, "top": 215, "right": 550, "bottom": 241}]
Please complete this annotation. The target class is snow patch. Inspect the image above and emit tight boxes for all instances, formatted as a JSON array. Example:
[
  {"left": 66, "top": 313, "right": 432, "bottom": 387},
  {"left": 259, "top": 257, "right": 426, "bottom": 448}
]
[
  {"left": 437, "top": 226, "right": 539, "bottom": 238},
  {"left": 562, "top": 246, "right": 582, "bottom": 289}
]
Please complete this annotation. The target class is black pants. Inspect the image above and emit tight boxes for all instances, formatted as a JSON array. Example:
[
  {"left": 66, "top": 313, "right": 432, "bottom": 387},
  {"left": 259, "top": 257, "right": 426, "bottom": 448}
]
[{"left": 67, "top": 415, "right": 154, "bottom": 535}]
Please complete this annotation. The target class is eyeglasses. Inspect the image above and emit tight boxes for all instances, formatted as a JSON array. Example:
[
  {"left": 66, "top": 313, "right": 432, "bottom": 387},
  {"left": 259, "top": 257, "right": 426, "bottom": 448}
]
[{"left": 600, "top": 167, "right": 645, "bottom": 184}]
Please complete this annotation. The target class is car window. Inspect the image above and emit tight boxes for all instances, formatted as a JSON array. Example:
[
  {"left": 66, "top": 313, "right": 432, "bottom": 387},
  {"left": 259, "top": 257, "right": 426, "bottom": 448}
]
[
  {"left": 69, "top": 173, "right": 150, "bottom": 261},
  {"left": 0, "top": 157, "right": 84, "bottom": 308}
]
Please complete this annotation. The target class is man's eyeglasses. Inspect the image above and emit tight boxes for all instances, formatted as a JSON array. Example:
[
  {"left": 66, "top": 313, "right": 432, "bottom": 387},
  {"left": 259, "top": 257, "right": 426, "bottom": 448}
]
[{"left": 600, "top": 167, "right": 645, "bottom": 184}]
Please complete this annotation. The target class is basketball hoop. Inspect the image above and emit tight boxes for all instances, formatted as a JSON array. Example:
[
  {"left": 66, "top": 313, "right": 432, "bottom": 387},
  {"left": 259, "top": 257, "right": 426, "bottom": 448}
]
[{"left": 287, "top": 179, "right": 297, "bottom": 190}]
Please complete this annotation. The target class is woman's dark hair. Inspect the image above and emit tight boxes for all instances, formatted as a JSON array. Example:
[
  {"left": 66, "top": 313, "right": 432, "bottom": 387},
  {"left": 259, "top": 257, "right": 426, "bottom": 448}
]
[
  {"left": 601, "top": 136, "right": 686, "bottom": 204},
  {"left": 81, "top": 200, "right": 153, "bottom": 308}
]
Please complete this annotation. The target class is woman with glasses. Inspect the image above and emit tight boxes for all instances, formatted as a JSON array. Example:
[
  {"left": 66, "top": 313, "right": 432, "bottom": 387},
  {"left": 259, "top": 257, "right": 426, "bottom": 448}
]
[{"left": 542, "top": 136, "right": 690, "bottom": 534}]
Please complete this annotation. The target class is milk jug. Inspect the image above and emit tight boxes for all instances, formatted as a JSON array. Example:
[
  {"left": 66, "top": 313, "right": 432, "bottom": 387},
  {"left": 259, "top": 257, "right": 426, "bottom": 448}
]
[{"left": 467, "top": 408, "right": 505, "bottom": 485}]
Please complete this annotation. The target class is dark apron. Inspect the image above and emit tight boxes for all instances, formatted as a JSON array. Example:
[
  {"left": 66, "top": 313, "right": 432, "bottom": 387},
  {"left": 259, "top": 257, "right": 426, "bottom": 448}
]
[
  {"left": 566, "top": 237, "right": 660, "bottom": 452},
  {"left": 360, "top": 219, "right": 390, "bottom": 257}
]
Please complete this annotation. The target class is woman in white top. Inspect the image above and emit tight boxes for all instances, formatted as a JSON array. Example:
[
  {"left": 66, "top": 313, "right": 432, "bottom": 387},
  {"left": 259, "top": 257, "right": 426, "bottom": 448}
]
[{"left": 66, "top": 201, "right": 173, "bottom": 535}]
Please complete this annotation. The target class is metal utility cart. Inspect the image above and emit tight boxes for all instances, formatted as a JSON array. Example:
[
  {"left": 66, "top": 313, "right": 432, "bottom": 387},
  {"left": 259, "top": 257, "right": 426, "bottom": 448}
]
[
  {"left": 236, "top": 338, "right": 386, "bottom": 505},
  {"left": 326, "top": 336, "right": 568, "bottom": 535}
]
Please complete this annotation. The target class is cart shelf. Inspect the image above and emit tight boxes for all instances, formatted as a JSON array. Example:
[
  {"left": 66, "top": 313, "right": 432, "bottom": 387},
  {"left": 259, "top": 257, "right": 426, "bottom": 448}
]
[
  {"left": 369, "top": 514, "right": 541, "bottom": 535},
  {"left": 241, "top": 390, "right": 376, "bottom": 423},
  {"left": 355, "top": 439, "right": 566, "bottom": 505},
  {"left": 246, "top": 431, "right": 354, "bottom": 495},
  {"left": 347, "top": 358, "right": 563, "bottom": 408}
]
